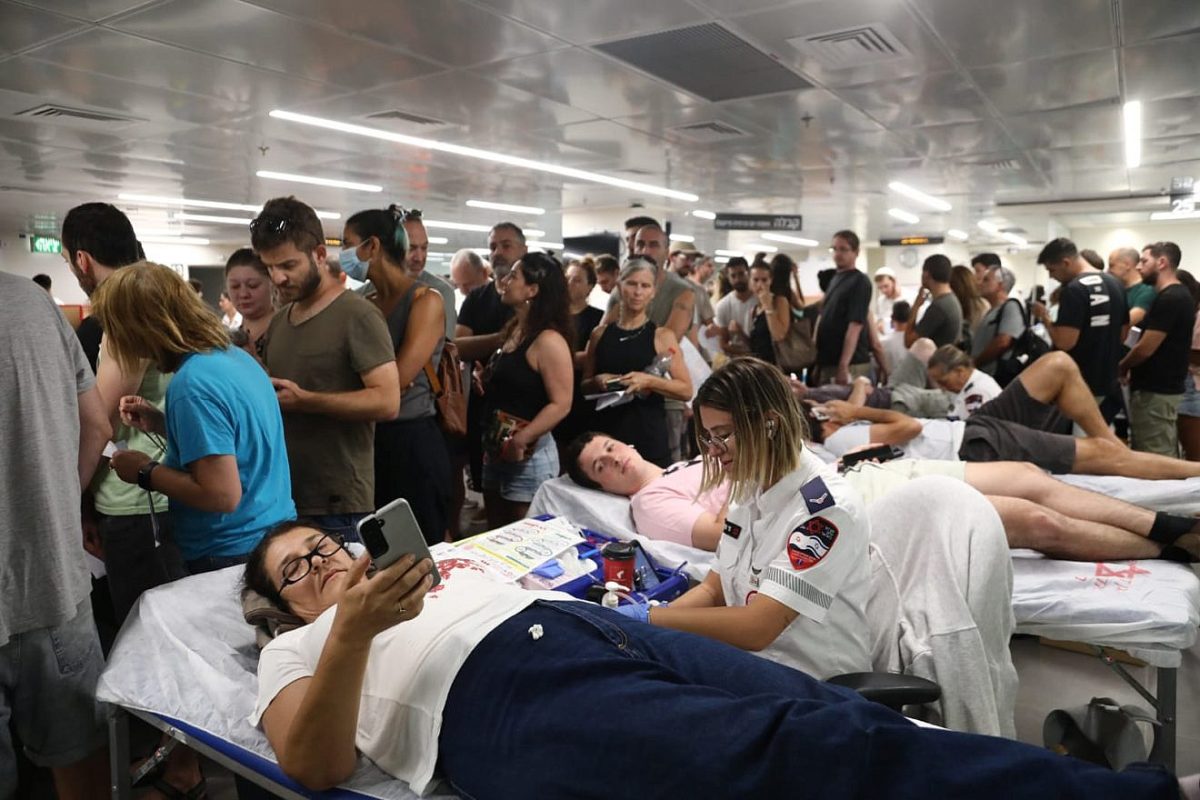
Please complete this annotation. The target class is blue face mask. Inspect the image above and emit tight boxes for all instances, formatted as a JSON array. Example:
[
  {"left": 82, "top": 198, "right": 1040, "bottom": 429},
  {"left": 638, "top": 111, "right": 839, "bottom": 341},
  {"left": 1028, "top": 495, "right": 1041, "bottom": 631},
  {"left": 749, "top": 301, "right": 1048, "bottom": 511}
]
[{"left": 338, "top": 245, "right": 369, "bottom": 281}]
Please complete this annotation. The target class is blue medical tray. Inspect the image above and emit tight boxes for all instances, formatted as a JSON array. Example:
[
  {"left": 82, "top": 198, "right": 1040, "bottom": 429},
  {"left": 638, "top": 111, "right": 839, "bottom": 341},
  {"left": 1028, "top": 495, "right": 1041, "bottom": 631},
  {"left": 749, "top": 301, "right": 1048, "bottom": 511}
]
[{"left": 530, "top": 516, "right": 689, "bottom": 605}]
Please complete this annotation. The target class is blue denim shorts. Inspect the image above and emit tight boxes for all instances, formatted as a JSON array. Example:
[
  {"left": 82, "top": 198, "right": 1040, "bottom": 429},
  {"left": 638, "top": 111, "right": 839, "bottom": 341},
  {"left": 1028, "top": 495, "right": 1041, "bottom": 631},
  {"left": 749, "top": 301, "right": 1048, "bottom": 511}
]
[
  {"left": 0, "top": 600, "right": 106, "bottom": 792},
  {"left": 482, "top": 433, "right": 559, "bottom": 503},
  {"left": 1178, "top": 374, "right": 1200, "bottom": 417}
]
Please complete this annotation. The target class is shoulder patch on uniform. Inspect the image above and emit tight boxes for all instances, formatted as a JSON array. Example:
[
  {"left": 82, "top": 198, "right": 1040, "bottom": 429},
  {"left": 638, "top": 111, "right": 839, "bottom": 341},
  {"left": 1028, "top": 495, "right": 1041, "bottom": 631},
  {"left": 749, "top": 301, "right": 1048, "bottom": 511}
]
[
  {"left": 723, "top": 520, "right": 742, "bottom": 540},
  {"left": 799, "top": 476, "right": 835, "bottom": 515},
  {"left": 787, "top": 517, "right": 839, "bottom": 570}
]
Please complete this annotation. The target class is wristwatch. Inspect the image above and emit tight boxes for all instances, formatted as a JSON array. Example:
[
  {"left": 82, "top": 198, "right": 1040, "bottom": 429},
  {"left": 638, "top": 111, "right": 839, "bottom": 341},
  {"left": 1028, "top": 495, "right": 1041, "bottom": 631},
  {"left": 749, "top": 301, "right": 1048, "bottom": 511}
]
[{"left": 137, "top": 460, "right": 160, "bottom": 491}]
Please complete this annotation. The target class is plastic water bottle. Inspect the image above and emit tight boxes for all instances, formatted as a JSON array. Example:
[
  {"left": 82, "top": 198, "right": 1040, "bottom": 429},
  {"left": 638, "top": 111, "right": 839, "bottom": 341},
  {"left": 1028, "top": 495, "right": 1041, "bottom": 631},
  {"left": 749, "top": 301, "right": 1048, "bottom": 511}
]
[{"left": 644, "top": 348, "right": 675, "bottom": 377}]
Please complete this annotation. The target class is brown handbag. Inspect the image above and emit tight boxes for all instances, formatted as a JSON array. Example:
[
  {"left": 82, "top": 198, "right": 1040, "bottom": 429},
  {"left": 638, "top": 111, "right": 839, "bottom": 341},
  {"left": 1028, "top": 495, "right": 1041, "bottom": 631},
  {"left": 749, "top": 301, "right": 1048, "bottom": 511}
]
[
  {"left": 772, "top": 270, "right": 817, "bottom": 372},
  {"left": 423, "top": 340, "right": 468, "bottom": 438}
]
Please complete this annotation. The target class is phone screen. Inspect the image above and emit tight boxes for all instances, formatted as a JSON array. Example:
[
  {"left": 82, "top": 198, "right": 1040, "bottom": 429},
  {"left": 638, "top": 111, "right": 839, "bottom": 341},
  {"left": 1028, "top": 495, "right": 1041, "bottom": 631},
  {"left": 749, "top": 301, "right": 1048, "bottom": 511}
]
[{"left": 631, "top": 542, "right": 662, "bottom": 591}]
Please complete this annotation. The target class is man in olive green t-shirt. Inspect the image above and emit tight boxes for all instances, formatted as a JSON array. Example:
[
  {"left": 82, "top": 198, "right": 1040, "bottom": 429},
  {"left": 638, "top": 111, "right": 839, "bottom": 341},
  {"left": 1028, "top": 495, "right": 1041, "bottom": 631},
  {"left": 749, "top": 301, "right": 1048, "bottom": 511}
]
[{"left": 254, "top": 197, "right": 399, "bottom": 543}]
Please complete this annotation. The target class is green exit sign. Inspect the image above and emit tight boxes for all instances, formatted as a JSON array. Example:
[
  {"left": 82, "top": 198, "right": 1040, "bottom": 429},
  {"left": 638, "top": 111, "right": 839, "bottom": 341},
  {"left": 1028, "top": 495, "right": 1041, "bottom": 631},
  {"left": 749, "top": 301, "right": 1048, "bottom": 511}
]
[{"left": 30, "top": 235, "right": 62, "bottom": 254}]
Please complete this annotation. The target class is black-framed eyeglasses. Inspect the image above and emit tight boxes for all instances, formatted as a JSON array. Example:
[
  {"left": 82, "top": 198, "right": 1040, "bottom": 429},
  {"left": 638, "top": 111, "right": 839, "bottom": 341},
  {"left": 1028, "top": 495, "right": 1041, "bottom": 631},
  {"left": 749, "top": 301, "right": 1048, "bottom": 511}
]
[
  {"left": 698, "top": 429, "right": 735, "bottom": 454},
  {"left": 249, "top": 214, "right": 291, "bottom": 235},
  {"left": 279, "top": 533, "right": 347, "bottom": 590}
]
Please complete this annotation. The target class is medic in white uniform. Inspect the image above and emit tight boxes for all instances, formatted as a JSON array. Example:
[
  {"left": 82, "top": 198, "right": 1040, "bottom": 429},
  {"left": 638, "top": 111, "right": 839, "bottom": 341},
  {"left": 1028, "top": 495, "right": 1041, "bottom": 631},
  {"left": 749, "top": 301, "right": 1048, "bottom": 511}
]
[
  {"left": 636, "top": 357, "right": 873, "bottom": 680},
  {"left": 716, "top": 448, "right": 871, "bottom": 678}
]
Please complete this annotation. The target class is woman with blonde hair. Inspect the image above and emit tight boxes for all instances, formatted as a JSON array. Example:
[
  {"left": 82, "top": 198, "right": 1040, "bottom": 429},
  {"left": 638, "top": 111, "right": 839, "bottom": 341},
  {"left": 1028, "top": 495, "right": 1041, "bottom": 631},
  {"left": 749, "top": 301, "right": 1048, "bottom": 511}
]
[
  {"left": 581, "top": 257, "right": 692, "bottom": 467},
  {"left": 614, "top": 357, "right": 871, "bottom": 679},
  {"left": 97, "top": 262, "right": 295, "bottom": 574},
  {"left": 951, "top": 263, "right": 989, "bottom": 348}
]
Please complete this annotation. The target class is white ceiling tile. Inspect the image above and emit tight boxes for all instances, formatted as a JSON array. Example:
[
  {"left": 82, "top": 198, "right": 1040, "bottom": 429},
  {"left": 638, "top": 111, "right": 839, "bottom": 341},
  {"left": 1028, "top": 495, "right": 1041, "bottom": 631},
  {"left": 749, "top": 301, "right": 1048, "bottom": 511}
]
[
  {"left": 910, "top": 0, "right": 1114, "bottom": 67},
  {"left": 1142, "top": 96, "right": 1200, "bottom": 139},
  {"left": 834, "top": 71, "right": 991, "bottom": 129},
  {"left": 15, "top": 0, "right": 156, "bottom": 22},
  {"left": 1004, "top": 104, "right": 1124, "bottom": 150},
  {"left": 901, "top": 121, "right": 1016, "bottom": 159},
  {"left": 471, "top": 0, "right": 705, "bottom": 45},
  {"left": 0, "top": 2, "right": 84, "bottom": 56},
  {"left": 1120, "top": 0, "right": 1200, "bottom": 44},
  {"left": 971, "top": 50, "right": 1119, "bottom": 114},
  {"left": 477, "top": 47, "right": 703, "bottom": 118},
  {"left": 26, "top": 28, "right": 344, "bottom": 108},
  {"left": 113, "top": 0, "right": 444, "bottom": 90},
  {"left": 1124, "top": 31, "right": 1200, "bottom": 102},
  {"left": 243, "top": 0, "right": 566, "bottom": 67}
]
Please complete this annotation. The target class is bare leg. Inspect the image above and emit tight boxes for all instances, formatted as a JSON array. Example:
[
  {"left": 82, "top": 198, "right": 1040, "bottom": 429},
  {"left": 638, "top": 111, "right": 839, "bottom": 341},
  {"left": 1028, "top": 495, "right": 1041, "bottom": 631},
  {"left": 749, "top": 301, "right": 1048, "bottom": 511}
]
[
  {"left": 986, "top": 495, "right": 1160, "bottom": 560},
  {"left": 483, "top": 491, "right": 527, "bottom": 530},
  {"left": 1074, "top": 437, "right": 1200, "bottom": 480},
  {"left": 964, "top": 461, "right": 1156, "bottom": 535},
  {"left": 1017, "top": 352, "right": 1121, "bottom": 444},
  {"left": 50, "top": 749, "right": 109, "bottom": 800}
]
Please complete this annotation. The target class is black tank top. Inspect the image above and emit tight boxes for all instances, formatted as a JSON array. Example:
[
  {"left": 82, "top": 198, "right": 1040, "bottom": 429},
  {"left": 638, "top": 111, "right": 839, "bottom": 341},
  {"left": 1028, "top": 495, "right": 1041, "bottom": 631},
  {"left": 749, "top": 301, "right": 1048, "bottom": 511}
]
[
  {"left": 484, "top": 335, "right": 549, "bottom": 422},
  {"left": 593, "top": 321, "right": 670, "bottom": 467}
]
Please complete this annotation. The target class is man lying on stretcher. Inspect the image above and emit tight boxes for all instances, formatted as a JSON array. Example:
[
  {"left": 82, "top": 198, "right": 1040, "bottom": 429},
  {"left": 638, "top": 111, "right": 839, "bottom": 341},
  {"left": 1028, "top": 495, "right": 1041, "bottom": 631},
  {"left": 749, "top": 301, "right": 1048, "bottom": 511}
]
[
  {"left": 245, "top": 520, "right": 1196, "bottom": 799},
  {"left": 565, "top": 430, "right": 1199, "bottom": 563}
]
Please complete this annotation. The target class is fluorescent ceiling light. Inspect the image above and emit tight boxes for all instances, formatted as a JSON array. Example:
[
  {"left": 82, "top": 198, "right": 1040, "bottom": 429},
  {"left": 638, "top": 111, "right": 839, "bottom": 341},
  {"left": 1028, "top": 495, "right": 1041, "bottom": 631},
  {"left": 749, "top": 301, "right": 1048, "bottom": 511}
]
[
  {"left": 1150, "top": 210, "right": 1200, "bottom": 221},
  {"left": 471, "top": 248, "right": 490, "bottom": 256},
  {"left": 133, "top": 229, "right": 181, "bottom": 237},
  {"left": 669, "top": 233, "right": 695, "bottom": 243},
  {"left": 746, "top": 243, "right": 779, "bottom": 253},
  {"left": 428, "top": 236, "right": 449, "bottom": 245},
  {"left": 532, "top": 241, "right": 564, "bottom": 250},
  {"left": 715, "top": 249, "right": 743, "bottom": 257},
  {"left": 270, "top": 109, "right": 700, "bottom": 202},
  {"left": 888, "top": 208, "right": 920, "bottom": 224},
  {"left": 1001, "top": 232, "right": 1028, "bottom": 246},
  {"left": 977, "top": 220, "right": 1002, "bottom": 235},
  {"left": 888, "top": 181, "right": 951, "bottom": 212},
  {"left": 118, "top": 192, "right": 341, "bottom": 219},
  {"left": 1124, "top": 100, "right": 1142, "bottom": 169},
  {"left": 947, "top": 229, "right": 970, "bottom": 241},
  {"left": 424, "top": 219, "right": 491, "bottom": 233},
  {"left": 524, "top": 229, "right": 546, "bottom": 238},
  {"left": 761, "top": 232, "right": 819, "bottom": 247},
  {"left": 174, "top": 212, "right": 253, "bottom": 225},
  {"left": 466, "top": 199, "right": 544, "bottom": 216},
  {"left": 690, "top": 209, "right": 717, "bottom": 220},
  {"left": 141, "top": 235, "right": 210, "bottom": 245},
  {"left": 714, "top": 256, "right": 730, "bottom": 264},
  {"left": 256, "top": 170, "right": 382, "bottom": 192}
]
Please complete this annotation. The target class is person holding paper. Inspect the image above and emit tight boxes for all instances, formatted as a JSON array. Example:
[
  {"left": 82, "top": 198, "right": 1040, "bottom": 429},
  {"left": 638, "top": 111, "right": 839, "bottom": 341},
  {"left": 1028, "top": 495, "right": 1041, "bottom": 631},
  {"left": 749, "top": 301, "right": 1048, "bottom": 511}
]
[{"left": 581, "top": 258, "right": 692, "bottom": 467}]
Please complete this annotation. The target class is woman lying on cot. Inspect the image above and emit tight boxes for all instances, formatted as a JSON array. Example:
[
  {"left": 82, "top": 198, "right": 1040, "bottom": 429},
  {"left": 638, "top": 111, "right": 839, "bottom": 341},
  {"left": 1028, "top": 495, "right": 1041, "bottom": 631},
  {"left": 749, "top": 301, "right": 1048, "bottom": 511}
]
[{"left": 244, "top": 521, "right": 1191, "bottom": 799}]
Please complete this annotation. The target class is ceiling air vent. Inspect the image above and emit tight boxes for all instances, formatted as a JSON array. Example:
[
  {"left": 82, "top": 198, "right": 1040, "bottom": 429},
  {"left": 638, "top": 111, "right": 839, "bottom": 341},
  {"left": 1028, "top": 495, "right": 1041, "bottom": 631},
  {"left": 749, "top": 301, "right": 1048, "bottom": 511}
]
[
  {"left": 363, "top": 109, "right": 448, "bottom": 127},
  {"left": 594, "top": 22, "right": 812, "bottom": 102},
  {"left": 14, "top": 103, "right": 145, "bottom": 129},
  {"left": 787, "top": 24, "right": 912, "bottom": 69},
  {"left": 670, "top": 120, "right": 751, "bottom": 144},
  {"left": 979, "top": 158, "right": 1021, "bottom": 172}
]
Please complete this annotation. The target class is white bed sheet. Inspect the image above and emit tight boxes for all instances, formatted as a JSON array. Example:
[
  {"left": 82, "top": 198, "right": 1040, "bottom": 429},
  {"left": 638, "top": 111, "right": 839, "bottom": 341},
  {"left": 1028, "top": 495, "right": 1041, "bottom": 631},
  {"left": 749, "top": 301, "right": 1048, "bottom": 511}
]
[
  {"left": 530, "top": 477, "right": 1200, "bottom": 667},
  {"left": 96, "top": 566, "right": 455, "bottom": 800}
]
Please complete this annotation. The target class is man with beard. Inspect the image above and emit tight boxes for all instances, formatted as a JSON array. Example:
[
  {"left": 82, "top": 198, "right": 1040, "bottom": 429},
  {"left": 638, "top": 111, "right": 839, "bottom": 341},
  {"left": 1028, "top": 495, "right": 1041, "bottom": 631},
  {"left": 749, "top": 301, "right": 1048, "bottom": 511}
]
[
  {"left": 455, "top": 222, "right": 525, "bottom": 498},
  {"left": 1120, "top": 241, "right": 1193, "bottom": 455},
  {"left": 714, "top": 257, "right": 757, "bottom": 355},
  {"left": 252, "top": 196, "right": 398, "bottom": 543}
]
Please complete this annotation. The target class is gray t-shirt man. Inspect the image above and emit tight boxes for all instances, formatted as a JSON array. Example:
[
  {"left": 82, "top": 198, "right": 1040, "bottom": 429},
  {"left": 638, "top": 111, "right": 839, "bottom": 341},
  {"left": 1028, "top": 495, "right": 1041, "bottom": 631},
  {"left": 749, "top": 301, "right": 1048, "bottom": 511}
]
[
  {"left": 915, "top": 292, "right": 964, "bottom": 348},
  {"left": 0, "top": 273, "right": 95, "bottom": 644},
  {"left": 972, "top": 301, "right": 1026, "bottom": 376}
]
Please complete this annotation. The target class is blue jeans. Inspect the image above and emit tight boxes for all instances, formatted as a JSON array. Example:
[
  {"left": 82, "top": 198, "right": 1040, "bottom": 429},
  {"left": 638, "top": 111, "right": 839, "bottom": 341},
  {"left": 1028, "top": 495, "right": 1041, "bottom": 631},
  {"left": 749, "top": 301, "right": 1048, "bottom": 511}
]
[
  {"left": 298, "top": 513, "right": 366, "bottom": 545},
  {"left": 439, "top": 601, "right": 1177, "bottom": 800}
]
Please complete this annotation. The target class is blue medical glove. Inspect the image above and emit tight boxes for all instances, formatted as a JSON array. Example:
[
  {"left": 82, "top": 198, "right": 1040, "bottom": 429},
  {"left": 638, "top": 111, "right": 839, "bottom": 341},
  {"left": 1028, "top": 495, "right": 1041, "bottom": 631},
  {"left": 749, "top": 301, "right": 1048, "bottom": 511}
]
[{"left": 614, "top": 602, "right": 650, "bottom": 623}]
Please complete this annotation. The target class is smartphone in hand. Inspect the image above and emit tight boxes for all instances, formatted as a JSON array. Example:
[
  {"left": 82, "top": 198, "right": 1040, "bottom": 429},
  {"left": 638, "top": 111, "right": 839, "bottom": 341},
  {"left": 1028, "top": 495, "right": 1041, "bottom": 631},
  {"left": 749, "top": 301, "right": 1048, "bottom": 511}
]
[{"left": 357, "top": 498, "right": 442, "bottom": 587}]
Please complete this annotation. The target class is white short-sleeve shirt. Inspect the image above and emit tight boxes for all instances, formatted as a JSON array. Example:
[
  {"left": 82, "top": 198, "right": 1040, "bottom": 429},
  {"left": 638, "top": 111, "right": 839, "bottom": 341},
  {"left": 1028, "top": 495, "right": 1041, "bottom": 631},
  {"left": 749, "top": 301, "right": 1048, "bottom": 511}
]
[
  {"left": 951, "top": 369, "right": 1002, "bottom": 419},
  {"left": 251, "top": 564, "right": 568, "bottom": 794},
  {"left": 824, "top": 419, "right": 966, "bottom": 462},
  {"left": 715, "top": 450, "right": 871, "bottom": 679}
]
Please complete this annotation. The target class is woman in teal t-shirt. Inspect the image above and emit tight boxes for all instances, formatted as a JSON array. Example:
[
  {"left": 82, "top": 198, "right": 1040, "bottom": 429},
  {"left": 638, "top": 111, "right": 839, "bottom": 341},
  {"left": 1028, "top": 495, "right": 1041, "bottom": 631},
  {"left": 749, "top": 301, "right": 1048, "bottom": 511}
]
[{"left": 93, "top": 262, "right": 295, "bottom": 573}]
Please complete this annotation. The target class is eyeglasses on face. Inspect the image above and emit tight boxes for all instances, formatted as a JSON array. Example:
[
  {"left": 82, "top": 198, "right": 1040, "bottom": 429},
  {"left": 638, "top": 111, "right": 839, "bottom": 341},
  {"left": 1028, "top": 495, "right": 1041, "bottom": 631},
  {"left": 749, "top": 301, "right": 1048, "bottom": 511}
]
[
  {"left": 698, "top": 429, "right": 735, "bottom": 454},
  {"left": 279, "top": 532, "right": 346, "bottom": 590}
]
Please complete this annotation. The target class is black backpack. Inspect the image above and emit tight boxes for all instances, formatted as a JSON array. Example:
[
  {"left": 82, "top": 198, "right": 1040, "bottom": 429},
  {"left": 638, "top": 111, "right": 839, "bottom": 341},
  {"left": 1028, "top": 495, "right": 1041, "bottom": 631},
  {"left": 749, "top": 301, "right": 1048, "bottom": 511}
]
[{"left": 992, "top": 298, "right": 1051, "bottom": 387}]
